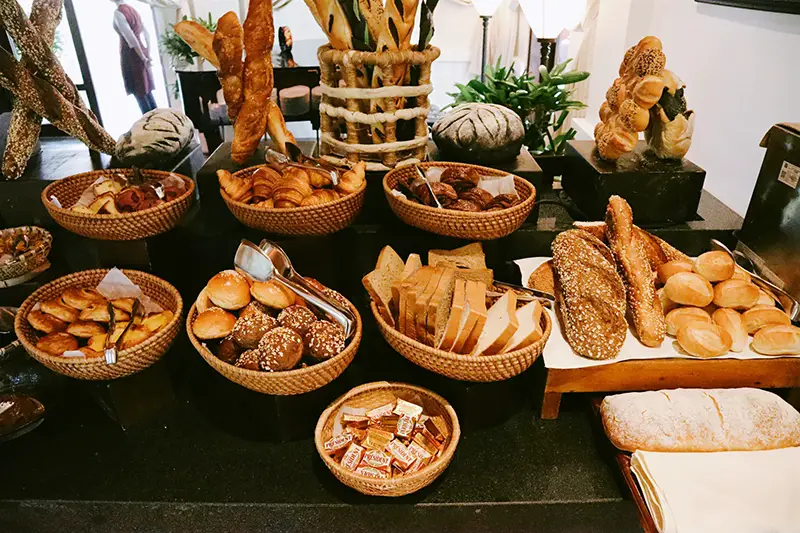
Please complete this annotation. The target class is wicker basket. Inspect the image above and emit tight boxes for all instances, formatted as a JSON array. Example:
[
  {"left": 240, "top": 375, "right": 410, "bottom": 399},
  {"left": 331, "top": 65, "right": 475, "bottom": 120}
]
[
  {"left": 371, "top": 301, "right": 551, "bottom": 382},
  {"left": 384, "top": 162, "right": 536, "bottom": 240},
  {"left": 221, "top": 165, "right": 366, "bottom": 235},
  {"left": 317, "top": 45, "right": 441, "bottom": 171},
  {"left": 187, "top": 299, "right": 362, "bottom": 395},
  {"left": 314, "top": 381, "right": 460, "bottom": 496},
  {"left": 41, "top": 169, "right": 195, "bottom": 241},
  {"left": 0, "top": 226, "right": 52, "bottom": 282},
  {"left": 14, "top": 269, "right": 183, "bottom": 380}
]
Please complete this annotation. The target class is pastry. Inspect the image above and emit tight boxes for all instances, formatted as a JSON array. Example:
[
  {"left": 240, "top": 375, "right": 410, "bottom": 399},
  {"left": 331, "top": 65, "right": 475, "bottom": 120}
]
[
  {"left": 551, "top": 229, "right": 627, "bottom": 360},
  {"left": 487, "top": 193, "right": 520, "bottom": 210},
  {"left": 257, "top": 326, "right": 303, "bottom": 371},
  {"left": 213, "top": 11, "right": 245, "bottom": 123},
  {"left": 323, "top": 288, "right": 349, "bottom": 309},
  {"left": 305, "top": 320, "right": 345, "bottom": 360},
  {"left": 79, "top": 304, "right": 129, "bottom": 323},
  {"left": 65, "top": 320, "right": 106, "bottom": 338},
  {"left": 694, "top": 251, "right": 735, "bottom": 282},
  {"left": 27, "top": 309, "right": 66, "bottom": 333},
  {"left": 119, "top": 326, "right": 152, "bottom": 351},
  {"left": 265, "top": 100, "right": 297, "bottom": 155},
  {"left": 193, "top": 307, "right": 237, "bottom": 340},
  {"left": 238, "top": 301, "right": 271, "bottom": 321},
  {"left": 40, "top": 298, "right": 79, "bottom": 323},
  {"left": 251, "top": 166, "right": 282, "bottom": 200},
  {"left": 741, "top": 305, "right": 791, "bottom": 335},
  {"left": 112, "top": 298, "right": 135, "bottom": 313},
  {"left": 335, "top": 161, "right": 366, "bottom": 196},
  {"left": 300, "top": 189, "right": 339, "bottom": 207},
  {"left": 278, "top": 305, "right": 317, "bottom": 335},
  {"left": 663, "top": 272, "right": 714, "bottom": 307},
  {"left": 413, "top": 181, "right": 457, "bottom": 208},
  {"left": 440, "top": 167, "right": 480, "bottom": 192},
  {"left": 751, "top": 325, "right": 800, "bottom": 356},
  {"left": 250, "top": 280, "right": 294, "bottom": 309},
  {"left": 234, "top": 348, "right": 262, "bottom": 370},
  {"left": 141, "top": 311, "right": 174, "bottom": 333},
  {"left": 61, "top": 287, "right": 105, "bottom": 310},
  {"left": 712, "top": 279, "right": 760, "bottom": 310},
  {"left": 676, "top": 322, "right": 732, "bottom": 358},
  {"left": 449, "top": 200, "right": 480, "bottom": 212},
  {"left": 458, "top": 187, "right": 493, "bottom": 210},
  {"left": 273, "top": 176, "right": 313, "bottom": 207},
  {"left": 231, "top": 312, "right": 277, "bottom": 349},
  {"left": 712, "top": 308, "right": 747, "bottom": 352},
  {"left": 35, "top": 332, "right": 78, "bottom": 356},
  {"left": 87, "top": 334, "right": 105, "bottom": 352},
  {"left": 216, "top": 336, "right": 241, "bottom": 364},
  {"left": 605, "top": 196, "right": 665, "bottom": 347},
  {"left": 206, "top": 270, "right": 251, "bottom": 310},
  {"left": 217, "top": 169, "right": 254, "bottom": 202},
  {"left": 665, "top": 307, "right": 711, "bottom": 337}
]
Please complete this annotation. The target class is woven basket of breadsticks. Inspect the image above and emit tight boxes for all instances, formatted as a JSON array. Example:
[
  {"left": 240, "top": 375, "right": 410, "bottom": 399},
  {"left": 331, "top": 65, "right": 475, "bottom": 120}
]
[
  {"left": 14, "top": 269, "right": 183, "bottom": 380},
  {"left": 217, "top": 161, "right": 366, "bottom": 235},
  {"left": 594, "top": 36, "right": 695, "bottom": 161},
  {"left": 362, "top": 244, "right": 552, "bottom": 382},
  {"left": 41, "top": 169, "right": 195, "bottom": 241},
  {"left": 384, "top": 162, "right": 536, "bottom": 240}
]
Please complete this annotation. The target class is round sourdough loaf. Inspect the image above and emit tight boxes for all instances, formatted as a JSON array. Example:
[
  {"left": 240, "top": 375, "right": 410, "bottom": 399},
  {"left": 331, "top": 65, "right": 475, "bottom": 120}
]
[{"left": 432, "top": 103, "right": 524, "bottom": 163}]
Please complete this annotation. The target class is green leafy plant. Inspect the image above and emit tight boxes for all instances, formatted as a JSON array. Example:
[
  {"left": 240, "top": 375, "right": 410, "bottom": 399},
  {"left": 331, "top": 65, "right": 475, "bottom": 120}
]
[
  {"left": 159, "top": 13, "right": 217, "bottom": 67},
  {"left": 447, "top": 58, "right": 590, "bottom": 156}
]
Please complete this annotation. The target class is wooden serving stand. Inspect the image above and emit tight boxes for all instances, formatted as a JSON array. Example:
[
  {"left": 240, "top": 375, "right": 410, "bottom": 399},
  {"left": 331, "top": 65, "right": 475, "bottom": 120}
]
[{"left": 541, "top": 357, "right": 800, "bottom": 419}]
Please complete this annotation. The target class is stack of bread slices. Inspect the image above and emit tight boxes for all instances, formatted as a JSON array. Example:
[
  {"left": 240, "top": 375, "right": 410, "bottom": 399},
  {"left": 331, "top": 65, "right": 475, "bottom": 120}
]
[{"left": 363, "top": 243, "right": 544, "bottom": 356}]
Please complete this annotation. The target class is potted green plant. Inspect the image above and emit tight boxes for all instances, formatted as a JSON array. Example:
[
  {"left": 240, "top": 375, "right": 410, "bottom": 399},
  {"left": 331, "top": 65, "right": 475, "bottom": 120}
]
[{"left": 447, "top": 58, "right": 589, "bottom": 186}]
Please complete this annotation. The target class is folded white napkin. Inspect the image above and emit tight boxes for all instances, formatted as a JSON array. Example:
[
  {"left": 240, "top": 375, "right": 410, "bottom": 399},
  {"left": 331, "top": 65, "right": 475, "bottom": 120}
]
[{"left": 631, "top": 447, "right": 800, "bottom": 533}]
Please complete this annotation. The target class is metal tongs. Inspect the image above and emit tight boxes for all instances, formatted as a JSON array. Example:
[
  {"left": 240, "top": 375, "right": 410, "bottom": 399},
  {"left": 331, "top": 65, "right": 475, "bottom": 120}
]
[
  {"left": 490, "top": 281, "right": 554, "bottom": 307},
  {"left": 234, "top": 239, "right": 356, "bottom": 338},
  {"left": 104, "top": 299, "right": 143, "bottom": 364},
  {"left": 710, "top": 239, "right": 800, "bottom": 322},
  {"left": 266, "top": 143, "right": 340, "bottom": 186},
  {"left": 414, "top": 165, "right": 442, "bottom": 208}
]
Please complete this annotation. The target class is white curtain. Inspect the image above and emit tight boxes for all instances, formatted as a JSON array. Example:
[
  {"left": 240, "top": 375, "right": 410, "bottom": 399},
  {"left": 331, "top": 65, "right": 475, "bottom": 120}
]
[
  {"left": 568, "top": 0, "right": 598, "bottom": 120},
  {"left": 468, "top": 0, "right": 524, "bottom": 78}
]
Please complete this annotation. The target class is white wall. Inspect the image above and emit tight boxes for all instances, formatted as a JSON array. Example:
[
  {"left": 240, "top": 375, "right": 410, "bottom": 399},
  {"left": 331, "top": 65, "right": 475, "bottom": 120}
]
[{"left": 579, "top": 0, "right": 800, "bottom": 216}]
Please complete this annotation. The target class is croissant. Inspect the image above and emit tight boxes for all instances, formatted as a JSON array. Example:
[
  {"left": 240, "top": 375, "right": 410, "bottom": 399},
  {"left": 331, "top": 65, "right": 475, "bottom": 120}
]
[
  {"left": 308, "top": 169, "right": 332, "bottom": 188},
  {"left": 217, "top": 169, "right": 254, "bottom": 201},
  {"left": 254, "top": 198, "right": 275, "bottom": 208},
  {"left": 282, "top": 166, "right": 311, "bottom": 187},
  {"left": 335, "top": 161, "right": 366, "bottom": 195},
  {"left": 251, "top": 166, "right": 282, "bottom": 200},
  {"left": 300, "top": 189, "right": 339, "bottom": 206},
  {"left": 273, "top": 177, "right": 312, "bottom": 207}
]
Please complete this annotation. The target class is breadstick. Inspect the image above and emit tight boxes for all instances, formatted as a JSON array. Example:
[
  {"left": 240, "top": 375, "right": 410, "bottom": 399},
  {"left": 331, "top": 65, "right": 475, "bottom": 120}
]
[
  {"left": 231, "top": 0, "right": 274, "bottom": 164},
  {"left": 3, "top": 0, "right": 62, "bottom": 179},
  {"left": 265, "top": 100, "right": 297, "bottom": 155},
  {"left": 358, "top": 0, "right": 385, "bottom": 42},
  {"left": 174, "top": 20, "right": 220, "bottom": 68},
  {"left": 311, "top": 0, "right": 353, "bottom": 50},
  {"left": 213, "top": 11, "right": 244, "bottom": 123}
]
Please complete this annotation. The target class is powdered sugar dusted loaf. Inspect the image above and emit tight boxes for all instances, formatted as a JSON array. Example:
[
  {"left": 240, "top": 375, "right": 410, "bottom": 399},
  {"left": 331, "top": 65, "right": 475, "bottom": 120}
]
[
  {"left": 432, "top": 103, "right": 524, "bottom": 163},
  {"left": 601, "top": 388, "right": 800, "bottom": 453},
  {"left": 116, "top": 109, "right": 194, "bottom": 167}
]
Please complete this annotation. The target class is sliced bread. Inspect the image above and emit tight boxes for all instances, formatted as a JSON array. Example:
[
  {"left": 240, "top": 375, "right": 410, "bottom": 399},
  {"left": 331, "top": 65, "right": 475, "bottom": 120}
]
[
  {"left": 426, "top": 268, "right": 456, "bottom": 346},
  {"left": 437, "top": 278, "right": 467, "bottom": 351},
  {"left": 471, "top": 290, "right": 519, "bottom": 356},
  {"left": 452, "top": 268, "right": 494, "bottom": 286},
  {"left": 453, "top": 281, "right": 488, "bottom": 354},
  {"left": 414, "top": 268, "right": 446, "bottom": 343},
  {"left": 429, "top": 243, "right": 486, "bottom": 270},
  {"left": 362, "top": 246, "right": 405, "bottom": 327},
  {"left": 404, "top": 267, "right": 437, "bottom": 342},
  {"left": 499, "top": 301, "right": 543, "bottom": 354},
  {"left": 391, "top": 253, "right": 422, "bottom": 314}
]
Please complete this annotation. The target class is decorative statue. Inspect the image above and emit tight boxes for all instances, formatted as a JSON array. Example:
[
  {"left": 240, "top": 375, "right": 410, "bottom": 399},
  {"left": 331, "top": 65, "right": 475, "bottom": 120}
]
[{"left": 594, "top": 36, "right": 694, "bottom": 161}]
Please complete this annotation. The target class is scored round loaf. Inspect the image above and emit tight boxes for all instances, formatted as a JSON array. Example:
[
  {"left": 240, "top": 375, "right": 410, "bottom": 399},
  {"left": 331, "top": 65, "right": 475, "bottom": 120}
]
[
  {"left": 432, "top": 103, "right": 525, "bottom": 163},
  {"left": 713, "top": 279, "right": 760, "bottom": 310},
  {"left": 751, "top": 325, "right": 800, "bottom": 355},
  {"left": 664, "top": 272, "right": 714, "bottom": 307},
  {"left": 694, "top": 251, "right": 735, "bottom": 282},
  {"left": 207, "top": 270, "right": 251, "bottom": 310}
]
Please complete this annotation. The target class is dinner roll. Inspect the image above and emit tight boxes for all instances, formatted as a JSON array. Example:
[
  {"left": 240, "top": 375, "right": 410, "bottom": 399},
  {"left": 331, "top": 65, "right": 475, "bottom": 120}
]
[
  {"left": 195, "top": 287, "right": 214, "bottom": 313},
  {"left": 676, "top": 322, "right": 732, "bottom": 358},
  {"left": 693, "top": 251, "right": 734, "bottom": 282},
  {"left": 28, "top": 309, "right": 66, "bottom": 333},
  {"left": 663, "top": 272, "right": 714, "bottom": 307},
  {"left": 40, "top": 299, "right": 79, "bottom": 322},
  {"left": 730, "top": 267, "right": 752, "bottom": 283},
  {"left": 193, "top": 307, "right": 237, "bottom": 339},
  {"left": 66, "top": 320, "right": 106, "bottom": 338},
  {"left": 751, "top": 325, "right": 800, "bottom": 355},
  {"left": 713, "top": 279, "right": 759, "bottom": 310},
  {"left": 250, "top": 280, "right": 294, "bottom": 309},
  {"left": 742, "top": 305, "right": 791, "bottom": 335},
  {"left": 36, "top": 332, "right": 79, "bottom": 356},
  {"left": 712, "top": 308, "right": 747, "bottom": 352},
  {"left": 657, "top": 288, "right": 678, "bottom": 314},
  {"left": 756, "top": 289, "right": 775, "bottom": 307},
  {"left": 665, "top": 307, "right": 711, "bottom": 336},
  {"left": 61, "top": 287, "right": 105, "bottom": 310},
  {"left": 207, "top": 270, "right": 251, "bottom": 310},
  {"left": 657, "top": 259, "right": 694, "bottom": 285}
]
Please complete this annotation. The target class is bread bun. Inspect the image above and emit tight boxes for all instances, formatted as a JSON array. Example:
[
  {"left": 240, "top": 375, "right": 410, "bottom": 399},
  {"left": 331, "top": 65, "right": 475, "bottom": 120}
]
[
  {"left": 656, "top": 288, "right": 678, "bottom": 314},
  {"left": 742, "top": 305, "right": 791, "bottom": 334},
  {"left": 730, "top": 267, "right": 752, "bottom": 283},
  {"left": 61, "top": 287, "right": 105, "bottom": 310},
  {"left": 657, "top": 259, "right": 694, "bottom": 285},
  {"left": 41, "top": 299, "right": 79, "bottom": 322},
  {"left": 676, "top": 322, "right": 732, "bottom": 358},
  {"left": 665, "top": 307, "right": 711, "bottom": 336},
  {"left": 756, "top": 289, "right": 776, "bottom": 307},
  {"left": 713, "top": 279, "right": 759, "bottom": 310},
  {"left": 35, "top": 332, "right": 79, "bottom": 356},
  {"left": 304, "top": 320, "right": 345, "bottom": 360},
  {"left": 28, "top": 309, "right": 66, "bottom": 333},
  {"left": 195, "top": 287, "right": 214, "bottom": 313},
  {"left": 693, "top": 251, "right": 735, "bottom": 282},
  {"left": 193, "top": 307, "right": 237, "bottom": 340},
  {"left": 257, "top": 326, "right": 303, "bottom": 371},
  {"left": 66, "top": 320, "right": 106, "bottom": 338},
  {"left": 207, "top": 270, "right": 251, "bottom": 310},
  {"left": 751, "top": 325, "right": 800, "bottom": 356},
  {"left": 232, "top": 312, "right": 278, "bottom": 349},
  {"left": 712, "top": 308, "right": 747, "bottom": 352},
  {"left": 663, "top": 272, "right": 714, "bottom": 307},
  {"left": 250, "top": 280, "right": 294, "bottom": 309},
  {"left": 278, "top": 305, "right": 317, "bottom": 335}
]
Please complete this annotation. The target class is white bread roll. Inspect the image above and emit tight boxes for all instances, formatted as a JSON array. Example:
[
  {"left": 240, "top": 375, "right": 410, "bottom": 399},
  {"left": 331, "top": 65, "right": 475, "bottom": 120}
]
[
  {"left": 751, "top": 325, "right": 800, "bottom": 355},
  {"left": 207, "top": 270, "right": 251, "bottom": 310},
  {"left": 693, "top": 251, "right": 734, "bottom": 282},
  {"left": 712, "top": 308, "right": 747, "bottom": 352},
  {"left": 664, "top": 272, "right": 713, "bottom": 307},
  {"left": 601, "top": 388, "right": 800, "bottom": 452},
  {"left": 713, "top": 279, "right": 759, "bottom": 310},
  {"left": 665, "top": 306, "right": 711, "bottom": 336},
  {"left": 742, "top": 305, "right": 791, "bottom": 334},
  {"left": 657, "top": 259, "right": 693, "bottom": 285},
  {"left": 676, "top": 322, "right": 731, "bottom": 358}
]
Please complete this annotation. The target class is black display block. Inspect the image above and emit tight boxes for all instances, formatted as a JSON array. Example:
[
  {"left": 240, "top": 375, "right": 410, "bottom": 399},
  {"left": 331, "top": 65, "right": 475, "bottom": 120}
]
[{"left": 562, "top": 140, "right": 706, "bottom": 224}]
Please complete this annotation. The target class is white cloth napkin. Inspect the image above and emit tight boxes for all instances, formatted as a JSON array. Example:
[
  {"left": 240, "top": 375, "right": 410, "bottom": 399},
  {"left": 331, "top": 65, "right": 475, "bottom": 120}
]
[{"left": 631, "top": 447, "right": 800, "bottom": 533}]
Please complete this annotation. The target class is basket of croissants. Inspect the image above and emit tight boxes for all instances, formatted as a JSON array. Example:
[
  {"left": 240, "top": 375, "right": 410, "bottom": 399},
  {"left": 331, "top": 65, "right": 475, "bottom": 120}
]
[
  {"left": 384, "top": 162, "right": 536, "bottom": 240},
  {"left": 42, "top": 169, "right": 195, "bottom": 241},
  {"left": 217, "top": 161, "right": 367, "bottom": 236},
  {"left": 14, "top": 269, "right": 183, "bottom": 380},
  {"left": 187, "top": 269, "right": 362, "bottom": 395}
]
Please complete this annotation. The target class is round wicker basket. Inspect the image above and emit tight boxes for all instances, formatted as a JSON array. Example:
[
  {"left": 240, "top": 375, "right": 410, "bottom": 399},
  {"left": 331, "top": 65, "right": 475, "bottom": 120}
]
[
  {"left": 41, "top": 169, "right": 195, "bottom": 241},
  {"left": 314, "top": 381, "right": 460, "bottom": 497},
  {"left": 221, "top": 165, "right": 366, "bottom": 235},
  {"left": 371, "top": 301, "right": 551, "bottom": 382},
  {"left": 0, "top": 226, "right": 52, "bottom": 282},
  {"left": 187, "top": 300, "right": 362, "bottom": 395},
  {"left": 383, "top": 162, "right": 536, "bottom": 240},
  {"left": 14, "top": 269, "right": 183, "bottom": 380}
]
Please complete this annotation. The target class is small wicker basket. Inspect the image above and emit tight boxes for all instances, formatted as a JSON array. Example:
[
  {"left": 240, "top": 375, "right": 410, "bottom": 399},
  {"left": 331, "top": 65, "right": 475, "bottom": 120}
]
[
  {"left": 187, "top": 300, "right": 362, "bottom": 395},
  {"left": 371, "top": 301, "right": 551, "bottom": 382},
  {"left": 383, "top": 162, "right": 536, "bottom": 240},
  {"left": 221, "top": 165, "right": 366, "bottom": 236},
  {"left": 14, "top": 269, "right": 183, "bottom": 380},
  {"left": 41, "top": 169, "right": 195, "bottom": 241},
  {"left": 314, "top": 381, "right": 460, "bottom": 497},
  {"left": 317, "top": 45, "right": 441, "bottom": 171},
  {"left": 0, "top": 226, "right": 52, "bottom": 282}
]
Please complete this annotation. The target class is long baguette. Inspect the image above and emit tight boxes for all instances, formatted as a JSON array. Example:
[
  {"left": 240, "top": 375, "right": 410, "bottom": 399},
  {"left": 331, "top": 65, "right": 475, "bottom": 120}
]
[
  {"left": 174, "top": 20, "right": 220, "bottom": 68},
  {"left": 213, "top": 11, "right": 245, "bottom": 123},
  {"left": 265, "top": 100, "right": 297, "bottom": 155}
]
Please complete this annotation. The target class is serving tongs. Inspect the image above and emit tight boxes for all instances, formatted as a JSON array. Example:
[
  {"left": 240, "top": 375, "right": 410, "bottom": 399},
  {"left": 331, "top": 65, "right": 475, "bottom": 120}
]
[
  {"left": 266, "top": 143, "right": 340, "bottom": 186},
  {"left": 104, "top": 299, "right": 143, "bottom": 365},
  {"left": 130, "top": 166, "right": 165, "bottom": 200},
  {"left": 414, "top": 165, "right": 442, "bottom": 208},
  {"left": 234, "top": 239, "right": 356, "bottom": 338},
  {"left": 489, "top": 281, "right": 554, "bottom": 307},
  {"left": 710, "top": 239, "right": 800, "bottom": 322}
]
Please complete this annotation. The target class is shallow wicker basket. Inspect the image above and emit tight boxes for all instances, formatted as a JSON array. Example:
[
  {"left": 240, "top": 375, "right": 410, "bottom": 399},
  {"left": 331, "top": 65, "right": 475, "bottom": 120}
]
[
  {"left": 0, "top": 226, "right": 52, "bottom": 282},
  {"left": 221, "top": 165, "right": 366, "bottom": 235},
  {"left": 41, "top": 169, "right": 195, "bottom": 241},
  {"left": 187, "top": 299, "right": 362, "bottom": 395},
  {"left": 14, "top": 269, "right": 183, "bottom": 380},
  {"left": 383, "top": 162, "right": 536, "bottom": 240},
  {"left": 371, "top": 301, "right": 551, "bottom": 382},
  {"left": 314, "top": 381, "right": 460, "bottom": 497}
]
